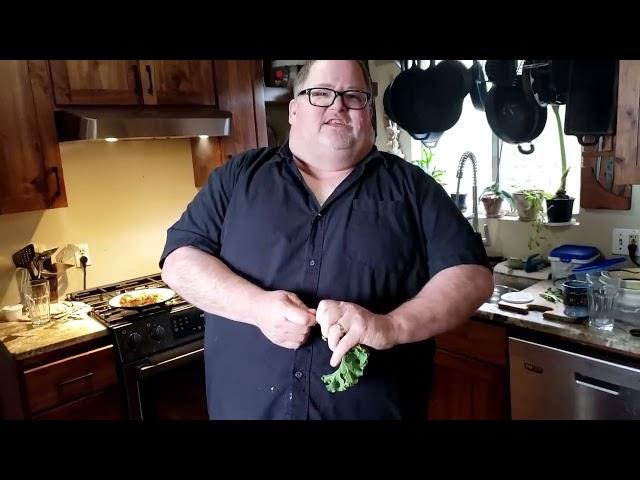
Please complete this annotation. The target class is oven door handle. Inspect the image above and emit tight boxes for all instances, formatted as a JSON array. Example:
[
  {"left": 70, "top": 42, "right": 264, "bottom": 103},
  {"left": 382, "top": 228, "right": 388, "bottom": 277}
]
[{"left": 136, "top": 347, "right": 204, "bottom": 379}]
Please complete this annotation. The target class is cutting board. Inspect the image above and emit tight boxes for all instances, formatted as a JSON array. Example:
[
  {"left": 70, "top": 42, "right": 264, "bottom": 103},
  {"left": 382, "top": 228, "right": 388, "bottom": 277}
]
[{"left": 497, "top": 280, "right": 583, "bottom": 323}]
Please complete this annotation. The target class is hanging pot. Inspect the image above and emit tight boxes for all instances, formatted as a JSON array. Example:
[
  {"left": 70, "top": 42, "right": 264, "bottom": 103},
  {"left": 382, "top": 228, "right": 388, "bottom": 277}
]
[
  {"left": 485, "top": 74, "right": 547, "bottom": 155},
  {"left": 564, "top": 60, "right": 618, "bottom": 146},
  {"left": 388, "top": 60, "right": 465, "bottom": 135},
  {"left": 470, "top": 60, "right": 488, "bottom": 111}
]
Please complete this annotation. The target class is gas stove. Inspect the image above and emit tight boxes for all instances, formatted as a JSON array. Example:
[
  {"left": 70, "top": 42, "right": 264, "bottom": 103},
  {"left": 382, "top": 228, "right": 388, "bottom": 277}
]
[{"left": 68, "top": 273, "right": 204, "bottom": 364}]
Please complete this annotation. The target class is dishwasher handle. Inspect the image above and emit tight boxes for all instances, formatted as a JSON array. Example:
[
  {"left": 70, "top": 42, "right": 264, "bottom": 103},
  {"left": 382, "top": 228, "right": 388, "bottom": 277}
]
[{"left": 575, "top": 372, "right": 620, "bottom": 396}]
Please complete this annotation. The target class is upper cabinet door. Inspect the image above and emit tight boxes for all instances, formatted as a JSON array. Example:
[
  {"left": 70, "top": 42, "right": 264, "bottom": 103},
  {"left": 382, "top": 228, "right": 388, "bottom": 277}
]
[
  {"left": 615, "top": 60, "right": 640, "bottom": 185},
  {"left": 139, "top": 60, "right": 215, "bottom": 106},
  {"left": 0, "top": 61, "right": 67, "bottom": 214},
  {"left": 49, "top": 60, "right": 142, "bottom": 105}
]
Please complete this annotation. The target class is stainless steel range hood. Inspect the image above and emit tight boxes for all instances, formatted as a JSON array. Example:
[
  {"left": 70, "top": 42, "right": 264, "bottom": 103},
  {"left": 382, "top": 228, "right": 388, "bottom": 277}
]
[{"left": 54, "top": 106, "right": 232, "bottom": 142}]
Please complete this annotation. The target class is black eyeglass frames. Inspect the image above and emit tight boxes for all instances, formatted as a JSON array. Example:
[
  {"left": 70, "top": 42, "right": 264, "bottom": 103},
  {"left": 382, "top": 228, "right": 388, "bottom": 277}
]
[{"left": 297, "top": 87, "right": 371, "bottom": 110}]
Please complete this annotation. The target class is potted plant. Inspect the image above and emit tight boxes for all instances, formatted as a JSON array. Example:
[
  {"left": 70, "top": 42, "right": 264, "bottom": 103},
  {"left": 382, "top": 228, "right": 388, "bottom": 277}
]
[
  {"left": 546, "top": 104, "right": 574, "bottom": 223},
  {"left": 480, "top": 182, "right": 514, "bottom": 218},
  {"left": 413, "top": 146, "right": 446, "bottom": 185}
]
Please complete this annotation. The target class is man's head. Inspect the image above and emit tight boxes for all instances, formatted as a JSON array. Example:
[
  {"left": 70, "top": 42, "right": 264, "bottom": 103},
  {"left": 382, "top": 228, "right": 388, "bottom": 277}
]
[{"left": 288, "top": 60, "right": 375, "bottom": 169}]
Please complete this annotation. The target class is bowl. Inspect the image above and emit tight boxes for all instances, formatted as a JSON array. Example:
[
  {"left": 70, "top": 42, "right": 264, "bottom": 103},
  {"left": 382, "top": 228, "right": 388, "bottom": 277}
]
[{"left": 2, "top": 304, "right": 23, "bottom": 321}]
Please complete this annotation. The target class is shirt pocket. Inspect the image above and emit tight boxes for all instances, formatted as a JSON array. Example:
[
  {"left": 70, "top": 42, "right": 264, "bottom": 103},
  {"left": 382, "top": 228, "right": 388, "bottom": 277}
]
[{"left": 345, "top": 199, "right": 417, "bottom": 272}]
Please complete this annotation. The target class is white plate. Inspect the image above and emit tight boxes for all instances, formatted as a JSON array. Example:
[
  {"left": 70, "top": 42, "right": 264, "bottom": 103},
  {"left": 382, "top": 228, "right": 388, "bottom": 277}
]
[
  {"left": 108, "top": 288, "right": 175, "bottom": 309},
  {"left": 500, "top": 292, "right": 534, "bottom": 304}
]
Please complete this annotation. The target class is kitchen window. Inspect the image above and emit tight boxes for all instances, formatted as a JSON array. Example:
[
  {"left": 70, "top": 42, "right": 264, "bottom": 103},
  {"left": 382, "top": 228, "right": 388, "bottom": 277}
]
[{"left": 409, "top": 60, "right": 582, "bottom": 215}]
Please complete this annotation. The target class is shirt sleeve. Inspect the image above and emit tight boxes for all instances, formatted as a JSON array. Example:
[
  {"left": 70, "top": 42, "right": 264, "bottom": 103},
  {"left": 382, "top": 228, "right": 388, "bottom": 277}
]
[
  {"left": 415, "top": 169, "right": 492, "bottom": 278},
  {"left": 159, "top": 152, "right": 248, "bottom": 269}
]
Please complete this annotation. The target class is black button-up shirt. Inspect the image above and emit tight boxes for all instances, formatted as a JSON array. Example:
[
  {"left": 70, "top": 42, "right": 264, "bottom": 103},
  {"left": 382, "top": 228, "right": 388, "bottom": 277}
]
[{"left": 160, "top": 143, "right": 490, "bottom": 420}]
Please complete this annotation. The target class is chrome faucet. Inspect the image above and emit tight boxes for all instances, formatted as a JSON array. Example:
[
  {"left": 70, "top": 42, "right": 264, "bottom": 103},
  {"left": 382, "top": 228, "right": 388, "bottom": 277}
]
[{"left": 455, "top": 151, "right": 491, "bottom": 247}]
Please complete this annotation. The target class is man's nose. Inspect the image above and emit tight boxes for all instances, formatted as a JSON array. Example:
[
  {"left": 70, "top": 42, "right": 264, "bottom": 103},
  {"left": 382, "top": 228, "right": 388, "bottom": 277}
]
[{"left": 329, "top": 94, "right": 347, "bottom": 111}]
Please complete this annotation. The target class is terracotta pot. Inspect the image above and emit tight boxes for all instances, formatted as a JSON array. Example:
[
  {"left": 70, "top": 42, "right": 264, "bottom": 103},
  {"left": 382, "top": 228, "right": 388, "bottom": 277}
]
[{"left": 481, "top": 194, "right": 504, "bottom": 218}]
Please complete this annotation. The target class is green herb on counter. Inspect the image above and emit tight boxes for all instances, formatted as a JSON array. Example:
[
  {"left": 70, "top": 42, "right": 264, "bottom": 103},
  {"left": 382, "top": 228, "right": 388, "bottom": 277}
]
[
  {"left": 540, "top": 288, "right": 563, "bottom": 304},
  {"left": 321, "top": 344, "right": 369, "bottom": 393}
]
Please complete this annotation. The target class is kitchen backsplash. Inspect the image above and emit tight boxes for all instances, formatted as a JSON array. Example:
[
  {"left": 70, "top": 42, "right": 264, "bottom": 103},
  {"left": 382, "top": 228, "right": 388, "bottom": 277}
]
[{"left": 0, "top": 139, "right": 198, "bottom": 306}]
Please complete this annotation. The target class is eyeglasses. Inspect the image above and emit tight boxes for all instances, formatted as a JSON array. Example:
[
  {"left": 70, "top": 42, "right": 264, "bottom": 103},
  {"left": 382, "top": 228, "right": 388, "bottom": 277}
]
[{"left": 297, "top": 87, "right": 371, "bottom": 110}]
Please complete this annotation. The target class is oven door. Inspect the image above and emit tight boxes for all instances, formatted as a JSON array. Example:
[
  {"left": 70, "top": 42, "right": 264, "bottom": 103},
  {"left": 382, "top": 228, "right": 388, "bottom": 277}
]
[{"left": 123, "top": 339, "right": 209, "bottom": 420}]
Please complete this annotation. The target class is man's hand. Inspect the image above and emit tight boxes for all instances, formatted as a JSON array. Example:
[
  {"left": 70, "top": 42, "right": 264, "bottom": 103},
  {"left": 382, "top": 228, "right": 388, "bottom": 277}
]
[
  {"left": 316, "top": 300, "right": 396, "bottom": 367},
  {"left": 256, "top": 290, "right": 317, "bottom": 349}
]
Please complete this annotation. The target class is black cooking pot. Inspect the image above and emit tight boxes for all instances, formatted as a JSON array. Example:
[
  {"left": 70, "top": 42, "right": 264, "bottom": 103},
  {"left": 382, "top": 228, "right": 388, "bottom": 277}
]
[
  {"left": 470, "top": 60, "right": 488, "bottom": 111},
  {"left": 388, "top": 60, "right": 466, "bottom": 135},
  {"left": 485, "top": 74, "right": 548, "bottom": 154}
]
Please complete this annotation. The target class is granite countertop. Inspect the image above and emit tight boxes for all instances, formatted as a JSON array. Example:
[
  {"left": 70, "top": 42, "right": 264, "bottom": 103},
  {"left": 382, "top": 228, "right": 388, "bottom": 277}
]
[
  {"left": 476, "top": 297, "right": 640, "bottom": 360},
  {"left": 0, "top": 306, "right": 107, "bottom": 361}
]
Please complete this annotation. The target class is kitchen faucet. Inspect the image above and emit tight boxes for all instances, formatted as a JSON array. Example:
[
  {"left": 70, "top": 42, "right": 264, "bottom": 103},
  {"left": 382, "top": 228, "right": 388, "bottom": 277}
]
[{"left": 455, "top": 151, "right": 491, "bottom": 247}]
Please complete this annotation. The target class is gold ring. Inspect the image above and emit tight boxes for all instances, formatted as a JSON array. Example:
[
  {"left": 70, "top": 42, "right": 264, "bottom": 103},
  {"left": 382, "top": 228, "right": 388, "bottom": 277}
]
[{"left": 336, "top": 322, "right": 346, "bottom": 334}]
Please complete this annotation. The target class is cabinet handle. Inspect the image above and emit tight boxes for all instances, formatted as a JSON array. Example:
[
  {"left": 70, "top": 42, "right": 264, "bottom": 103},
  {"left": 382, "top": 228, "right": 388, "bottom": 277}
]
[
  {"left": 50, "top": 166, "right": 61, "bottom": 198},
  {"left": 58, "top": 372, "right": 94, "bottom": 388},
  {"left": 145, "top": 65, "right": 154, "bottom": 95},
  {"left": 132, "top": 65, "right": 142, "bottom": 96}
]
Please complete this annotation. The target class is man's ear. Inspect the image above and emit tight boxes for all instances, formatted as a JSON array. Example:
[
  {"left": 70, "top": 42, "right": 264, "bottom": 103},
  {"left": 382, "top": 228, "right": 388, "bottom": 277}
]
[{"left": 288, "top": 98, "right": 297, "bottom": 124}]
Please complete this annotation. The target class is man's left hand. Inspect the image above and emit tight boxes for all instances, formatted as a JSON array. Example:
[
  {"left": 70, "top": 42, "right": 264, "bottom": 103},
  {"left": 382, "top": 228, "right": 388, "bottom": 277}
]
[{"left": 316, "top": 300, "right": 397, "bottom": 367}]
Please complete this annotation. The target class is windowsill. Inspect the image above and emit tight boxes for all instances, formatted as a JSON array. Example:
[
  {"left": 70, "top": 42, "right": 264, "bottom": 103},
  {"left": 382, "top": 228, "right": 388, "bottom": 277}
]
[{"left": 466, "top": 213, "right": 581, "bottom": 227}]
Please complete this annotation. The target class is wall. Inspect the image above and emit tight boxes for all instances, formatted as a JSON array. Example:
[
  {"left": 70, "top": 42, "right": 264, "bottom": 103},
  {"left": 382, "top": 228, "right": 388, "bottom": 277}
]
[{"left": 0, "top": 139, "right": 198, "bottom": 306}]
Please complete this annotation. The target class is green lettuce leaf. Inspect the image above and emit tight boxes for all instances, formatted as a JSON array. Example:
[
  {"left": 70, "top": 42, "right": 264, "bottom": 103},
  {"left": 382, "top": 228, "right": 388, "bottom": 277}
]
[{"left": 321, "top": 344, "right": 369, "bottom": 393}]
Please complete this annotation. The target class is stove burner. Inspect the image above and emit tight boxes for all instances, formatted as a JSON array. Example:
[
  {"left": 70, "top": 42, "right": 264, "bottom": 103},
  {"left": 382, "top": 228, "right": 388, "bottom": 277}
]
[{"left": 67, "top": 273, "right": 190, "bottom": 327}]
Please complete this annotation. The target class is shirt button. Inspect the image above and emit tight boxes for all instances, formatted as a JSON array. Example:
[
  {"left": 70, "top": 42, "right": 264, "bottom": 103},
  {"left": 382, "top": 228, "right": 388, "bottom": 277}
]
[
  {"left": 309, "top": 260, "right": 316, "bottom": 267},
  {"left": 294, "top": 371, "right": 303, "bottom": 379}
]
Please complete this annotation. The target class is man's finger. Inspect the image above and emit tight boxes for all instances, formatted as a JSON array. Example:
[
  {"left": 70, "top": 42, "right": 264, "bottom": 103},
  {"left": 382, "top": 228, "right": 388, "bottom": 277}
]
[
  {"left": 284, "top": 304, "right": 317, "bottom": 326},
  {"left": 330, "top": 329, "right": 359, "bottom": 367}
]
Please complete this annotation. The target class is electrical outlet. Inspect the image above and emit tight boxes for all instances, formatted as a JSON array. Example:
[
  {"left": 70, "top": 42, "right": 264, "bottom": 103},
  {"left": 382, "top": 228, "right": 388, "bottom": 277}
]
[
  {"left": 612, "top": 228, "right": 640, "bottom": 255},
  {"left": 74, "top": 243, "right": 92, "bottom": 267}
]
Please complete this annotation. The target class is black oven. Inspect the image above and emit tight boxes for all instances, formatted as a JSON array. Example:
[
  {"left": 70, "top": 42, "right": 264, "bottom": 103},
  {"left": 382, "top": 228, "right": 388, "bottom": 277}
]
[
  {"left": 68, "top": 273, "right": 210, "bottom": 421},
  {"left": 123, "top": 338, "right": 208, "bottom": 420}
]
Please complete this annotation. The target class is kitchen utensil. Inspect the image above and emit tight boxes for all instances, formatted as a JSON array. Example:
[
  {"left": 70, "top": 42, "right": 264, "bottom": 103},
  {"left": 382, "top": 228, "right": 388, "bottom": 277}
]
[
  {"left": 2, "top": 304, "right": 23, "bottom": 321},
  {"left": 470, "top": 60, "right": 488, "bottom": 111},
  {"left": 484, "top": 74, "right": 547, "bottom": 154},
  {"left": 108, "top": 287, "right": 175, "bottom": 309},
  {"left": 12, "top": 244, "right": 36, "bottom": 278}
]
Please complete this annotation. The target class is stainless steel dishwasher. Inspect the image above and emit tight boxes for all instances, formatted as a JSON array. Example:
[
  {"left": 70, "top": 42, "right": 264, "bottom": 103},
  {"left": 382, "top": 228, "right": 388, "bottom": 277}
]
[{"left": 509, "top": 337, "right": 640, "bottom": 419}]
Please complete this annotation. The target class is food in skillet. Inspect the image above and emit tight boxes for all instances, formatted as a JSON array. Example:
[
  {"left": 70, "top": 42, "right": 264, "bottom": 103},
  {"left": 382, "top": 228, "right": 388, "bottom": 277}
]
[{"left": 119, "top": 292, "right": 162, "bottom": 307}]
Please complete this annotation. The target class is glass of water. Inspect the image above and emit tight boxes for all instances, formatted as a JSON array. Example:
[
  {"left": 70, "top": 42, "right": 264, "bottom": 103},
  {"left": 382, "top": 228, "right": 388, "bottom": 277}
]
[
  {"left": 587, "top": 273, "right": 621, "bottom": 331},
  {"left": 26, "top": 279, "right": 51, "bottom": 326}
]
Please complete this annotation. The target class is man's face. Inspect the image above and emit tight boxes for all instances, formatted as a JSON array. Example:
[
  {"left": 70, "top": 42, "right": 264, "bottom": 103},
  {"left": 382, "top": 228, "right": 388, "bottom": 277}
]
[{"left": 288, "top": 60, "right": 375, "bottom": 157}]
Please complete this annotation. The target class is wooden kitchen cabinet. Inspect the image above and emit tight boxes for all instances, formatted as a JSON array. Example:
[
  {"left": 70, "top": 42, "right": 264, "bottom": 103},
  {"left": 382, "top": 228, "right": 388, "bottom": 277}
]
[
  {"left": 0, "top": 340, "right": 126, "bottom": 420},
  {"left": 428, "top": 319, "right": 510, "bottom": 420},
  {"left": 191, "top": 60, "right": 268, "bottom": 187},
  {"left": 0, "top": 60, "right": 67, "bottom": 215},
  {"left": 614, "top": 60, "right": 640, "bottom": 185},
  {"left": 49, "top": 60, "right": 216, "bottom": 106}
]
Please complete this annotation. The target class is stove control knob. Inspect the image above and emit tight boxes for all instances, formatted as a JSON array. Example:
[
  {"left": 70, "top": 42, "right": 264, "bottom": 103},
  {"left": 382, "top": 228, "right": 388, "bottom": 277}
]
[
  {"left": 126, "top": 332, "right": 143, "bottom": 350},
  {"left": 150, "top": 325, "right": 166, "bottom": 342}
]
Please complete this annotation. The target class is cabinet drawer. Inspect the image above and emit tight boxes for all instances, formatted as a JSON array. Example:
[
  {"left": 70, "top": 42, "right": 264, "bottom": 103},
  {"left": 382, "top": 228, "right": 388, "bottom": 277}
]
[
  {"left": 23, "top": 345, "right": 118, "bottom": 414},
  {"left": 32, "top": 386, "right": 125, "bottom": 420},
  {"left": 436, "top": 319, "right": 507, "bottom": 366}
]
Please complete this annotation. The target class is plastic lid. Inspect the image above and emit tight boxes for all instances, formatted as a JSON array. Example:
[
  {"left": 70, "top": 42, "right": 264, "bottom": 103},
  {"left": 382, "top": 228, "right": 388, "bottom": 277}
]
[
  {"left": 572, "top": 257, "right": 626, "bottom": 273},
  {"left": 549, "top": 244, "right": 600, "bottom": 262}
]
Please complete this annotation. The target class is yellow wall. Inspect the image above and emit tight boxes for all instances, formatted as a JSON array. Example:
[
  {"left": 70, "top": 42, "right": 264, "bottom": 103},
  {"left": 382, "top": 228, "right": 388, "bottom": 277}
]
[{"left": 1, "top": 139, "right": 199, "bottom": 306}]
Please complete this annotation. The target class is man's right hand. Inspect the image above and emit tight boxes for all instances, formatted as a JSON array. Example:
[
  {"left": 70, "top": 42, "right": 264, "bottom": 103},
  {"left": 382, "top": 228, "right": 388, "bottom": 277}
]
[{"left": 256, "top": 290, "right": 317, "bottom": 349}]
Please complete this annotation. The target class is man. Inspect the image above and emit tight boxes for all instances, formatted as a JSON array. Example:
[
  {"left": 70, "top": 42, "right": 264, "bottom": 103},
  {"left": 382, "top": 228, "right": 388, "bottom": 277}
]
[{"left": 160, "top": 60, "right": 494, "bottom": 420}]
